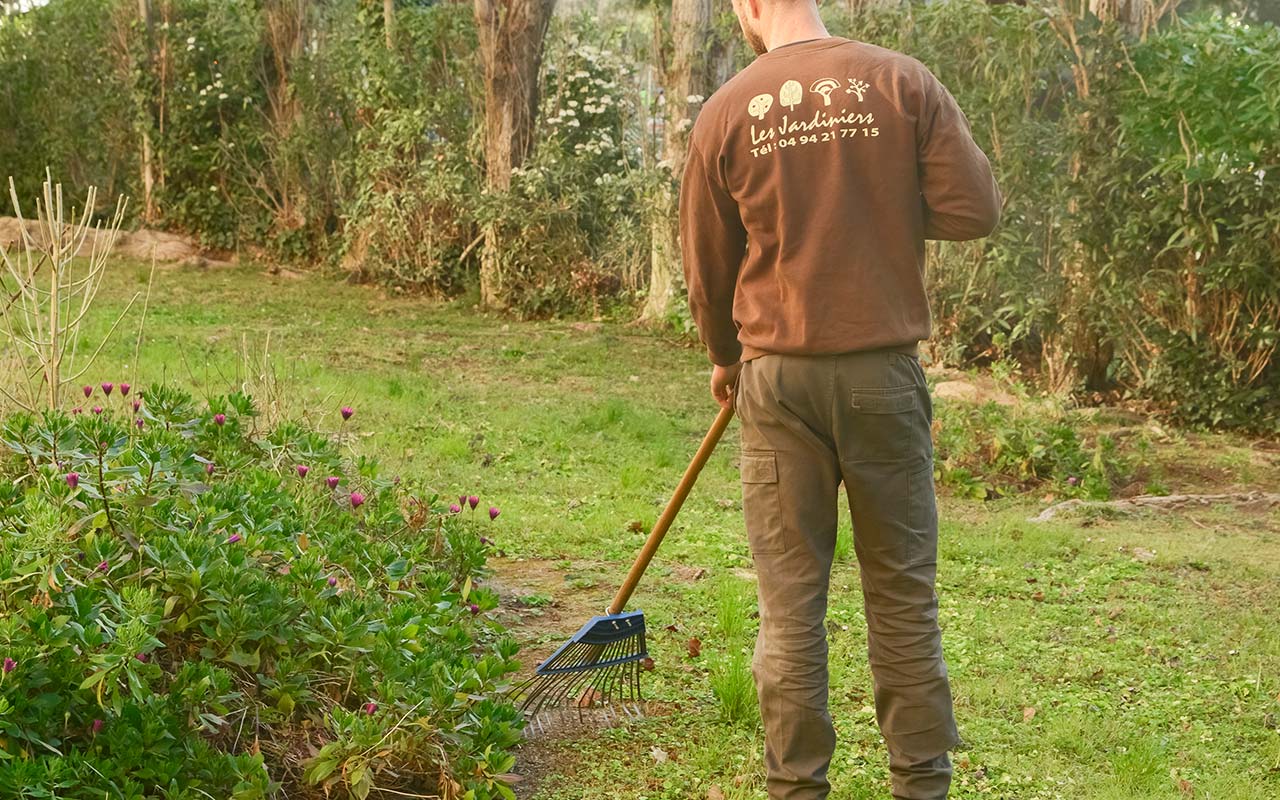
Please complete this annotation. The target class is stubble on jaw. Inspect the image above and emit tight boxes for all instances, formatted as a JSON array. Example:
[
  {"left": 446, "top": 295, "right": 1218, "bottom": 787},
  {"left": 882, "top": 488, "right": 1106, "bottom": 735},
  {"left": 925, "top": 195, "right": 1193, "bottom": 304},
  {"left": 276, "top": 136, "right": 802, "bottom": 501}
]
[{"left": 732, "top": 0, "right": 768, "bottom": 55}]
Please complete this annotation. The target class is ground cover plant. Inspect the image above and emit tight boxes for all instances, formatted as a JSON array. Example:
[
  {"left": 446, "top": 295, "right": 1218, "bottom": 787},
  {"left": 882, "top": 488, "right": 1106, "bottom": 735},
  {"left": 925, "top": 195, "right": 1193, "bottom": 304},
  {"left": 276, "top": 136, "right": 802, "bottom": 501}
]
[
  {"left": 0, "top": 379, "right": 521, "bottom": 799},
  {"left": 0, "top": 260, "right": 1268, "bottom": 799}
]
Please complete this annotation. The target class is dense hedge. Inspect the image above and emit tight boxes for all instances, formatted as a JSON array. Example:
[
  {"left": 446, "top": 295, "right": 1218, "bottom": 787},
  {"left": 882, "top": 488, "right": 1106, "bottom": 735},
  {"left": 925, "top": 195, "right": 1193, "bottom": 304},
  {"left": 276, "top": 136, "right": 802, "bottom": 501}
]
[
  {"left": 833, "top": 6, "right": 1280, "bottom": 431},
  {"left": 0, "top": 385, "right": 521, "bottom": 799},
  {"left": 1, "top": 3, "right": 1276, "bottom": 429}
]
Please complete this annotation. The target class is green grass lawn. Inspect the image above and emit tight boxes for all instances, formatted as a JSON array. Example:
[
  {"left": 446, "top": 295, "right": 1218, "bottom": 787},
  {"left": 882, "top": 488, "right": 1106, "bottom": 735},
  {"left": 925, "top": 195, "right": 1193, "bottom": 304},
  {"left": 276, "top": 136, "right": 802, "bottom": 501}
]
[{"left": 12, "top": 260, "right": 1280, "bottom": 799}]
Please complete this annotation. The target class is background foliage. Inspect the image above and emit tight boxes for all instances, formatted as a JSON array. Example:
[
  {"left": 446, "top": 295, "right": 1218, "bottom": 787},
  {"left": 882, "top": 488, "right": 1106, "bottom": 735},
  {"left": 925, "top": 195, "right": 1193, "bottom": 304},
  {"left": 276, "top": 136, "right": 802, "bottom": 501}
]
[{"left": 1, "top": 0, "right": 1276, "bottom": 430}]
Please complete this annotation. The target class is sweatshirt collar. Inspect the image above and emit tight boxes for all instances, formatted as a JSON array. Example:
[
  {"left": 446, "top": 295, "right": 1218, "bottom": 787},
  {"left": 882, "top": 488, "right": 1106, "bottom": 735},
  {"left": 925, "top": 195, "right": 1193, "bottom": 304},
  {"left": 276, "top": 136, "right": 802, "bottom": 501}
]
[{"left": 762, "top": 36, "right": 849, "bottom": 57}]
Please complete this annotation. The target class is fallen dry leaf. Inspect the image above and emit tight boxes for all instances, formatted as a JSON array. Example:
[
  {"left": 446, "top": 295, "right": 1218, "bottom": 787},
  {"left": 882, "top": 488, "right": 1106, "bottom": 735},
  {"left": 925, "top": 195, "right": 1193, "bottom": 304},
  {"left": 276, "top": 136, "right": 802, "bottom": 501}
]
[
  {"left": 650, "top": 746, "right": 669, "bottom": 764},
  {"left": 687, "top": 637, "right": 702, "bottom": 658},
  {"left": 1023, "top": 706, "right": 1037, "bottom": 722},
  {"left": 642, "top": 657, "right": 655, "bottom": 671},
  {"left": 707, "top": 786, "right": 726, "bottom": 800}
]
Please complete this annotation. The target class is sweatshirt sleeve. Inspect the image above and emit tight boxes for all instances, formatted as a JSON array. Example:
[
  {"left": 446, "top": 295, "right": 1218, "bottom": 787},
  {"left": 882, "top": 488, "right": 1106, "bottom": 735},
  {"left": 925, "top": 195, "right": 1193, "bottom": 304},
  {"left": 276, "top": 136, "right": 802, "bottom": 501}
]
[
  {"left": 680, "top": 139, "right": 747, "bottom": 366},
  {"left": 917, "top": 74, "right": 1002, "bottom": 241}
]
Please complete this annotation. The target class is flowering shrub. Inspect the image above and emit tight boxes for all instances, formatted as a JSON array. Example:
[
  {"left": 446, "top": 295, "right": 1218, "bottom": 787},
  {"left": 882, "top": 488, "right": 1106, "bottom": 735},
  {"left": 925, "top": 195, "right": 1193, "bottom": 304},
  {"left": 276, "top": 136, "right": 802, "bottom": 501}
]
[
  {"left": 477, "top": 16, "right": 656, "bottom": 316},
  {"left": 0, "top": 385, "right": 521, "bottom": 799}
]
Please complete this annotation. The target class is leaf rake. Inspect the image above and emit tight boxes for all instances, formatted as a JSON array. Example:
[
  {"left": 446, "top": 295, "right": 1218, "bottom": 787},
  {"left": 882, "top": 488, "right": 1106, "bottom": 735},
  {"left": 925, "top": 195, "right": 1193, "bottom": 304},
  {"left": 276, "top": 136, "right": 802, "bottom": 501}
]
[{"left": 516, "top": 405, "right": 735, "bottom": 730}]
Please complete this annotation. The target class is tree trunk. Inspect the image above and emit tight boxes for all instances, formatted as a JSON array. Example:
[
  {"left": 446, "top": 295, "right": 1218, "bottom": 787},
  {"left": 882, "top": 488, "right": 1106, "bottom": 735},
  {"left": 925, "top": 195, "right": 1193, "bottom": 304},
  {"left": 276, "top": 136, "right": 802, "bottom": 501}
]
[
  {"left": 384, "top": 0, "right": 395, "bottom": 50},
  {"left": 640, "top": 0, "right": 717, "bottom": 323},
  {"left": 474, "top": 0, "right": 557, "bottom": 309},
  {"left": 1088, "top": 0, "right": 1154, "bottom": 36},
  {"left": 136, "top": 0, "right": 156, "bottom": 223}
]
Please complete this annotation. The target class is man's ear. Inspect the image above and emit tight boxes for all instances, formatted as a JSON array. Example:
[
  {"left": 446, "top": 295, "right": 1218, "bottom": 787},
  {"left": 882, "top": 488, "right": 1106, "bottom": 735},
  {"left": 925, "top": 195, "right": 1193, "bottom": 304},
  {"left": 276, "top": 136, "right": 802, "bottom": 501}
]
[{"left": 747, "top": 0, "right": 764, "bottom": 24}]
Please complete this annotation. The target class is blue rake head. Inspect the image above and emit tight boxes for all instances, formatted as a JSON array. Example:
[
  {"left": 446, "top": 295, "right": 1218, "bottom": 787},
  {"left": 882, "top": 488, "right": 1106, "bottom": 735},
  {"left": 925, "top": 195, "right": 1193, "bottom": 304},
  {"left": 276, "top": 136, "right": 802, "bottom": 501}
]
[{"left": 517, "top": 610, "right": 648, "bottom": 724}]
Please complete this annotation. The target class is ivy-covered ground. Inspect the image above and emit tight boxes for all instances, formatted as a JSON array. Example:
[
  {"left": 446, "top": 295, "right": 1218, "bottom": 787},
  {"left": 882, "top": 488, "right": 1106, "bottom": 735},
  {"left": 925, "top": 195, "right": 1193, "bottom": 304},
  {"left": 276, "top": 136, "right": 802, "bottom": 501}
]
[{"left": 44, "top": 261, "right": 1280, "bottom": 798}]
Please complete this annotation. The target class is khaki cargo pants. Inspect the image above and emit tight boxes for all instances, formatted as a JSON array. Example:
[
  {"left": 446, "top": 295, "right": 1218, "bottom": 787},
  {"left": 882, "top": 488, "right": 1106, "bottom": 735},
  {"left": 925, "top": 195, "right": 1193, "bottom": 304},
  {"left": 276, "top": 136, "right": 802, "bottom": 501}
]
[{"left": 734, "top": 348, "right": 960, "bottom": 800}]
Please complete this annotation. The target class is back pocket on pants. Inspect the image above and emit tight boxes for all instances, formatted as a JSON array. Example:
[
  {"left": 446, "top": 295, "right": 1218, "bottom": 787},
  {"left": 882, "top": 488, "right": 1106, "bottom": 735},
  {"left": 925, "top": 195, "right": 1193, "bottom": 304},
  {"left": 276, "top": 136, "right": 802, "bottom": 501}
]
[{"left": 741, "top": 451, "right": 786, "bottom": 555}]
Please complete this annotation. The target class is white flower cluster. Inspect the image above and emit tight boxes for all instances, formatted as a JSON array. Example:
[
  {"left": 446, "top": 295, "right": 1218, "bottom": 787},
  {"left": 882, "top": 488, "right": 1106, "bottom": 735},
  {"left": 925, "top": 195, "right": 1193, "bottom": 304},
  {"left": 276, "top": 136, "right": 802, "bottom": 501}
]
[{"left": 574, "top": 130, "right": 615, "bottom": 157}]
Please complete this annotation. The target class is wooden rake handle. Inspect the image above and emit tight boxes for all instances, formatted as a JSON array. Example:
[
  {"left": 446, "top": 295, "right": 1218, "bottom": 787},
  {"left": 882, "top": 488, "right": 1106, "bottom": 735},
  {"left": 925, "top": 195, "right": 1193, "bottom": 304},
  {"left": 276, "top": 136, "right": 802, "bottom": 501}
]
[{"left": 608, "top": 404, "right": 735, "bottom": 615}]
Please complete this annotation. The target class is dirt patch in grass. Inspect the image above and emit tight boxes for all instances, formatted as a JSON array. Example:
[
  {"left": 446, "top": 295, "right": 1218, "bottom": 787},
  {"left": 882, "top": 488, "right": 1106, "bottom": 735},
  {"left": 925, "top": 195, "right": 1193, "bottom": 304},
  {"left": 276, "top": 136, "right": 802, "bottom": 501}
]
[
  {"left": 486, "top": 556, "right": 717, "bottom": 798},
  {"left": 485, "top": 557, "right": 615, "bottom": 662}
]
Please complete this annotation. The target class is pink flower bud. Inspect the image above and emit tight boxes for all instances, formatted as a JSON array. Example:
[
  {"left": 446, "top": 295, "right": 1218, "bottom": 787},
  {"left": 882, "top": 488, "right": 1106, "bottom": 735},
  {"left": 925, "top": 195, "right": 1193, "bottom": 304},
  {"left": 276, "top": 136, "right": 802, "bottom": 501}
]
[
  {"left": 135, "top": 418, "right": 144, "bottom": 429},
  {"left": 489, "top": 507, "right": 500, "bottom": 521},
  {"left": 71, "top": 406, "right": 82, "bottom": 415},
  {"left": 350, "top": 492, "right": 365, "bottom": 509},
  {"left": 66, "top": 472, "right": 79, "bottom": 489},
  {"left": 341, "top": 406, "right": 354, "bottom": 421},
  {"left": 2, "top": 657, "right": 14, "bottom": 673},
  {"left": 459, "top": 494, "right": 467, "bottom": 506},
  {"left": 83, "top": 385, "right": 93, "bottom": 398},
  {"left": 96, "top": 560, "right": 109, "bottom": 572},
  {"left": 227, "top": 533, "right": 242, "bottom": 544},
  {"left": 91, "top": 719, "right": 104, "bottom": 734},
  {"left": 213, "top": 413, "right": 226, "bottom": 426},
  {"left": 327, "top": 575, "right": 338, "bottom": 587},
  {"left": 205, "top": 462, "right": 215, "bottom": 476},
  {"left": 132, "top": 399, "right": 141, "bottom": 412},
  {"left": 296, "top": 465, "right": 310, "bottom": 478},
  {"left": 92, "top": 406, "right": 103, "bottom": 415},
  {"left": 468, "top": 495, "right": 479, "bottom": 510},
  {"left": 363, "top": 702, "right": 377, "bottom": 715},
  {"left": 101, "top": 383, "right": 113, "bottom": 396},
  {"left": 327, "top": 476, "right": 340, "bottom": 489},
  {"left": 449, "top": 503, "right": 462, "bottom": 514},
  {"left": 468, "top": 603, "right": 480, "bottom": 615},
  {"left": 120, "top": 383, "right": 131, "bottom": 397},
  {"left": 135, "top": 653, "right": 148, "bottom": 663}
]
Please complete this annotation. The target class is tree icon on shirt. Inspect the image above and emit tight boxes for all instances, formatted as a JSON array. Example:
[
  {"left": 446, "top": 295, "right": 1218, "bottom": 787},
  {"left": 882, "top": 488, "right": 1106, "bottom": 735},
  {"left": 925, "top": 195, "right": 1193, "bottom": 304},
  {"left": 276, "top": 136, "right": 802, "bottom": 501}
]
[
  {"left": 846, "top": 78, "right": 870, "bottom": 102},
  {"left": 779, "top": 80, "right": 803, "bottom": 111}
]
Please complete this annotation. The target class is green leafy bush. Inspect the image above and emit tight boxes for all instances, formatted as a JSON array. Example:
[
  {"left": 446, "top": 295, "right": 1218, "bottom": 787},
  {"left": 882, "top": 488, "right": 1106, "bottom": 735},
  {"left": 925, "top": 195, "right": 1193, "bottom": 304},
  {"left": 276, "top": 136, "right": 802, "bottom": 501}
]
[
  {"left": 0, "top": 385, "right": 521, "bottom": 799},
  {"left": 338, "top": 1, "right": 484, "bottom": 291},
  {"left": 933, "top": 396, "right": 1151, "bottom": 501},
  {"left": 1075, "top": 14, "right": 1280, "bottom": 431},
  {"left": 834, "top": 5, "right": 1280, "bottom": 431}
]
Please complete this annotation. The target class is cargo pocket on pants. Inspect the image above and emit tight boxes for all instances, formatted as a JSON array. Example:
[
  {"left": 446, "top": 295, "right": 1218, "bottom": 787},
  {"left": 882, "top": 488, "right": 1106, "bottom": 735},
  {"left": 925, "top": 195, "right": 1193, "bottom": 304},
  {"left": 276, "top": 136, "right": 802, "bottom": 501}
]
[
  {"left": 905, "top": 459, "right": 939, "bottom": 566},
  {"left": 741, "top": 451, "right": 786, "bottom": 555}
]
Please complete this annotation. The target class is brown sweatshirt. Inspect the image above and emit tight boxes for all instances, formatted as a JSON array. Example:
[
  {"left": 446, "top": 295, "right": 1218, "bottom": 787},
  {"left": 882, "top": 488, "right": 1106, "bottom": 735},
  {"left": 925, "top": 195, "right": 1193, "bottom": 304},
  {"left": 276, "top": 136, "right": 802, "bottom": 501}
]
[{"left": 679, "top": 36, "right": 1002, "bottom": 366}]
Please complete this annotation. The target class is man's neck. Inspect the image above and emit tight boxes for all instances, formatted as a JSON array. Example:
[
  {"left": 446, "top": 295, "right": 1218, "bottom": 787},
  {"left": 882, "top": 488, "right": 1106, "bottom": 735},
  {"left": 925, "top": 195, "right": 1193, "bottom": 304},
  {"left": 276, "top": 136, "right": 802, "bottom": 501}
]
[{"left": 764, "top": 12, "right": 830, "bottom": 52}]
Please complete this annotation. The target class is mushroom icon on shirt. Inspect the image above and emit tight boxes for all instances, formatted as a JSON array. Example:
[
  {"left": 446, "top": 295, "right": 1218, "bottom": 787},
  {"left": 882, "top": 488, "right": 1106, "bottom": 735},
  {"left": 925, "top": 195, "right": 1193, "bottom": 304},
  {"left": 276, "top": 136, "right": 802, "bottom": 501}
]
[
  {"left": 747, "top": 93, "right": 774, "bottom": 120},
  {"left": 809, "top": 78, "right": 840, "bottom": 106},
  {"left": 779, "top": 80, "right": 803, "bottom": 111}
]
